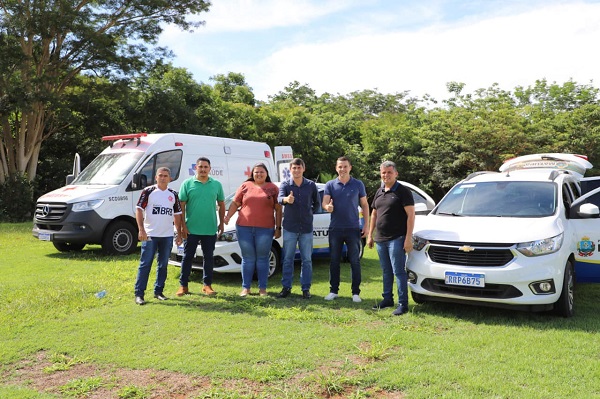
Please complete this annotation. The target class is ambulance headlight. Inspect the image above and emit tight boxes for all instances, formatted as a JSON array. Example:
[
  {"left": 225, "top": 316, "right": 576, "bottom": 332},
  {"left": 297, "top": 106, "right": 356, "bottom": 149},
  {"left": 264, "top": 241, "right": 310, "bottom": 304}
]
[
  {"left": 516, "top": 233, "right": 563, "bottom": 256},
  {"left": 72, "top": 199, "right": 104, "bottom": 212},
  {"left": 219, "top": 230, "right": 238, "bottom": 242}
]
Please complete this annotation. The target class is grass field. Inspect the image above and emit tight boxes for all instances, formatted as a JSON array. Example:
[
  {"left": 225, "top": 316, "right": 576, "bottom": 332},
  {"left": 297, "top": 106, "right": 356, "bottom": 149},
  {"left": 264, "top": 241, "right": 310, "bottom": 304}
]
[{"left": 1, "top": 222, "right": 600, "bottom": 398}]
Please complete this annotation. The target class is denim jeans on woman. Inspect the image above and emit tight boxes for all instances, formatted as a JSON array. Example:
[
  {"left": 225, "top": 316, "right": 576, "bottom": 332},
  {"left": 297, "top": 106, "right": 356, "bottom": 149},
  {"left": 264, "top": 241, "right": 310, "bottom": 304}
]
[
  {"left": 236, "top": 225, "right": 274, "bottom": 290},
  {"left": 375, "top": 235, "right": 408, "bottom": 307},
  {"left": 281, "top": 229, "right": 313, "bottom": 291},
  {"left": 134, "top": 236, "right": 173, "bottom": 297}
]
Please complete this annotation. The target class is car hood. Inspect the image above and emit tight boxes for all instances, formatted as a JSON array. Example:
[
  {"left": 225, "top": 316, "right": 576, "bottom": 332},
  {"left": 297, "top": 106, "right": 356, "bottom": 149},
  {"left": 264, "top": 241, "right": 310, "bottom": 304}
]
[
  {"left": 414, "top": 214, "right": 563, "bottom": 244},
  {"left": 37, "top": 185, "right": 120, "bottom": 203}
]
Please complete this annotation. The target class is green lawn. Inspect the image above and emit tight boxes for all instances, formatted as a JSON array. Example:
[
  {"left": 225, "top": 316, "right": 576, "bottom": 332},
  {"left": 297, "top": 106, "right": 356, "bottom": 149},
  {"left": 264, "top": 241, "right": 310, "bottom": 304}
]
[{"left": 1, "top": 222, "right": 600, "bottom": 398}]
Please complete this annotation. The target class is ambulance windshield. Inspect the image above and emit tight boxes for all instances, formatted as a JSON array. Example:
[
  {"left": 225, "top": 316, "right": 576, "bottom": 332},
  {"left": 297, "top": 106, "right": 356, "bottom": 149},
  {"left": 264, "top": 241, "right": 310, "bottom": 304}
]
[
  {"left": 435, "top": 181, "right": 557, "bottom": 217},
  {"left": 72, "top": 152, "right": 144, "bottom": 185}
]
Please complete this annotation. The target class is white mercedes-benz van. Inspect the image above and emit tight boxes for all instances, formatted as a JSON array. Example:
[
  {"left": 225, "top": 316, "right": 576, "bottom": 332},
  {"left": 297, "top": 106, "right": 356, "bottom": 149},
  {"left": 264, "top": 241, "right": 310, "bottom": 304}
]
[
  {"left": 407, "top": 153, "right": 600, "bottom": 317},
  {"left": 32, "top": 133, "right": 292, "bottom": 255}
]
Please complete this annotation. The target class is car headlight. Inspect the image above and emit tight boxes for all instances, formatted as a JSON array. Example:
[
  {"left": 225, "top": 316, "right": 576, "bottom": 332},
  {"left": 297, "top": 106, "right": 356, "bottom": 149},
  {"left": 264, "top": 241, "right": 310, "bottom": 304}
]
[
  {"left": 413, "top": 235, "right": 428, "bottom": 251},
  {"left": 516, "top": 233, "right": 563, "bottom": 256},
  {"left": 219, "top": 230, "right": 238, "bottom": 242},
  {"left": 72, "top": 199, "right": 104, "bottom": 212}
]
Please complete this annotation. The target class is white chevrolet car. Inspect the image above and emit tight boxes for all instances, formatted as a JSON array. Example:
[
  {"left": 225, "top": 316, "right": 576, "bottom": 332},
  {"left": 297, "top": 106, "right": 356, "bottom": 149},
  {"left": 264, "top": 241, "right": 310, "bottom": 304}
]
[
  {"left": 169, "top": 181, "right": 435, "bottom": 277},
  {"left": 407, "top": 154, "right": 600, "bottom": 317}
]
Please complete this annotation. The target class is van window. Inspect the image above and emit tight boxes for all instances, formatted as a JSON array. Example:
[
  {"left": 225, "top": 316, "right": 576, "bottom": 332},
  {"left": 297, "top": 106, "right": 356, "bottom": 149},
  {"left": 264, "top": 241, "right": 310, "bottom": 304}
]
[
  {"left": 137, "top": 150, "right": 183, "bottom": 189},
  {"left": 435, "top": 181, "right": 556, "bottom": 217},
  {"left": 72, "top": 152, "right": 144, "bottom": 186}
]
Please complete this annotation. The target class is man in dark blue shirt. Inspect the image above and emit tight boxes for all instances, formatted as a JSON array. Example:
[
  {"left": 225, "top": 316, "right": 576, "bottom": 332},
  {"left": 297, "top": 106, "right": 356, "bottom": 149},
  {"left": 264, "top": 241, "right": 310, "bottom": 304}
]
[
  {"left": 322, "top": 156, "right": 370, "bottom": 303},
  {"left": 277, "top": 158, "right": 320, "bottom": 299}
]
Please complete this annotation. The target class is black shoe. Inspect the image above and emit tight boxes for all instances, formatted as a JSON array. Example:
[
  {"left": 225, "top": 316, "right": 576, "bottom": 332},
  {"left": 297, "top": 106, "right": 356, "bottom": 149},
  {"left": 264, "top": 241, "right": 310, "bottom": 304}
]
[
  {"left": 372, "top": 300, "right": 394, "bottom": 310},
  {"left": 135, "top": 296, "right": 146, "bottom": 305},
  {"left": 392, "top": 304, "right": 409, "bottom": 316},
  {"left": 277, "top": 287, "right": 291, "bottom": 298},
  {"left": 154, "top": 294, "right": 168, "bottom": 301},
  {"left": 302, "top": 290, "right": 311, "bottom": 299}
]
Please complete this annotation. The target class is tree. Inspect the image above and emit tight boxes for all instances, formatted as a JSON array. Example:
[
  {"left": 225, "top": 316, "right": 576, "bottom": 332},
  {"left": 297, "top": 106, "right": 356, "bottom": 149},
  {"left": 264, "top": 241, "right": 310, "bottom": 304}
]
[{"left": 0, "top": 0, "right": 210, "bottom": 183}]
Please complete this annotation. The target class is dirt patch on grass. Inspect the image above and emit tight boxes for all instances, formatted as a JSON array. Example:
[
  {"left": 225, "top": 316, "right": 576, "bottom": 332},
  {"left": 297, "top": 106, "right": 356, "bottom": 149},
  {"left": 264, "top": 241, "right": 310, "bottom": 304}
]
[{"left": 1, "top": 351, "right": 404, "bottom": 398}]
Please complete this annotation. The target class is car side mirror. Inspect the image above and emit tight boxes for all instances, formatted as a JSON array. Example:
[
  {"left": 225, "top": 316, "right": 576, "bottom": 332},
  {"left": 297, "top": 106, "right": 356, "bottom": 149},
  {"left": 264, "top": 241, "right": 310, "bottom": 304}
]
[{"left": 577, "top": 203, "right": 600, "bottom": 218}]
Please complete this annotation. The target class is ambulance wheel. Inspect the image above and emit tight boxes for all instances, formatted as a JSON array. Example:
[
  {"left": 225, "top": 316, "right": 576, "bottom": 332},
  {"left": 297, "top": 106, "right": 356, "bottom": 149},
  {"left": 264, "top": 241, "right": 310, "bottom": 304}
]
[
  {"left": 102, "top": 221, "right": 138, "bottom": 255},
  {"left": 53, "top": 242, "right": 85, "bottom": 252},
  {"left": 268, "top": 245, "right": 281, "bottom": 278},
  {"left": 554, "top": 260, "right": 574, "bottom": 318}
]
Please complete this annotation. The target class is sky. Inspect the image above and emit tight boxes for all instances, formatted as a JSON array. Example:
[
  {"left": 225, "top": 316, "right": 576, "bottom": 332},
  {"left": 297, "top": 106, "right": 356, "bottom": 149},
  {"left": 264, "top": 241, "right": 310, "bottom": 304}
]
[{"left": 158, "top": 0, "right": 600, "bottom": 102}]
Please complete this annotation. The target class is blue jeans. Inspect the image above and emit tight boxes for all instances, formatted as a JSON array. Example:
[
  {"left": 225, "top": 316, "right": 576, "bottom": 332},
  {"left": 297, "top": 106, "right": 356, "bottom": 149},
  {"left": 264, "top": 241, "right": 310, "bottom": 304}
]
[
  {"left": 375, "top": 236, "right": 408, "bottom": 307},
  {"left": 328, "top": 228, "right": 362, "bottom": 295},
  {"left": 237, "top": 226, "right": 274, "bottom": 290},
  {"left": 179, "top": 234, "right": 217, "bottom": 286},
  {"left": 281, "top": 229, "right": 313, "bottom": 291},
  {"left": 134, "top": 236, "right": 173, "bottom": 297}
]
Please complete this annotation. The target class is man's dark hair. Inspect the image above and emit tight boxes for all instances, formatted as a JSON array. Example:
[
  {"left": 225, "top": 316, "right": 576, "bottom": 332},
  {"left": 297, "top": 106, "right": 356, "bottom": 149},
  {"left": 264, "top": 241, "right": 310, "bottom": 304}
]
[
  {"left": 196, "top": 157, "right": 211, "bottom": 165},
  {"left": 290, "top": 158, "right": 305, "bottom": 168}
]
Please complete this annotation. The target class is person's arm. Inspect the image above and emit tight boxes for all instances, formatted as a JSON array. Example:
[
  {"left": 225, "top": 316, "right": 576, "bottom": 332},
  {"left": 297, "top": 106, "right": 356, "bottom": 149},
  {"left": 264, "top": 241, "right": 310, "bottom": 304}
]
[
  {"left": 174, "top": 213, "right": 183, "bottom": 246},
  {"left": 217, "top": 200, "right": 225, "bottom": 236},
  {"left": 274, "top": 203, "right": 282, "bottom": 238},
  {"left": 323, "top": 194, "right": 333, "bottom": 213},
  {"left": 179, "top": 201, "right": 188, "bottom": 239},
  {"left": 224, "top": 200, "right": 240, "bottom": 225},
  {"left": 367, "top": 209, "right": 377, "bottom": 248},
  {"left": 359, "top": 196, "right": 370, "bottom": 238},
  {"left": 404, "top": 205, "right": 415, "bottom": 253},
  {"left": 136, "top": 208, "right": 147, "bottom": 242}
]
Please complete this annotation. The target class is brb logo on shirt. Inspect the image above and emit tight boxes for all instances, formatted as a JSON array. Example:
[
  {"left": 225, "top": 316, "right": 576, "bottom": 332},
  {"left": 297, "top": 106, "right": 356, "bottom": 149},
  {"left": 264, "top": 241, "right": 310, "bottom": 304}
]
[{"left": 152, "top": 206, "right": 173, "bottom": 216}]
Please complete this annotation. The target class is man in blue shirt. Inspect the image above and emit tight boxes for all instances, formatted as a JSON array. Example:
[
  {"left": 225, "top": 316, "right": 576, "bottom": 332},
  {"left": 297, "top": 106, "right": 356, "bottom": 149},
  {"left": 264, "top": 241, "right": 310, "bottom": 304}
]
[
  {"left": 277, "top": 158, "right": 320, "bottom": 299},
  {"left": 322, "top": 156, "right": 370, "bottom": 303}
]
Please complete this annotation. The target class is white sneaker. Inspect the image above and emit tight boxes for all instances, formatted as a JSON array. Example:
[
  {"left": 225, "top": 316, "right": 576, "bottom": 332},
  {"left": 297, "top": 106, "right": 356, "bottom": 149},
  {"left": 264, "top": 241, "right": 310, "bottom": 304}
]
[
  {"left": 352, "top": 295, "right": 362, "bottom": 303},
  {"left": 324, "top": 293, "right": 338, "bottom": 301}
]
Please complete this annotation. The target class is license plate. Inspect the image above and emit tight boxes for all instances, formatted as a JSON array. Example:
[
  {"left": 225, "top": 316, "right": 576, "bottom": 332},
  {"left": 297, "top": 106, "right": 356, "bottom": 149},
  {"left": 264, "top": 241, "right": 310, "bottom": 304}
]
[
  {"left": 445, "top": 272, "right": 485, "bottom": 287},
  {"left": 177, "top": 246, "right": 184, "bottom": 256},
  {"left": 38, "top": 232, "right": 51, "bottom": 241}
]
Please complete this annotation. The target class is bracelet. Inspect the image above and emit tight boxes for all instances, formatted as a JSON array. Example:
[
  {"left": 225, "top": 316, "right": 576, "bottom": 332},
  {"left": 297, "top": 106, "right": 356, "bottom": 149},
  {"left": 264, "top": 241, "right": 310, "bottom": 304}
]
[{"left": 276, "top": 227, "right": 282, "bottom": 230}]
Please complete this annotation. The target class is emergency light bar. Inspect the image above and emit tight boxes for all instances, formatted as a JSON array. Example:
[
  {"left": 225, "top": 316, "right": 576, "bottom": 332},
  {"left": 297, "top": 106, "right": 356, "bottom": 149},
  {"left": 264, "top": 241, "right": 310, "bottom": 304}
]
[{"left": 101, "top": 133, "right": 148, "bottom": 147}]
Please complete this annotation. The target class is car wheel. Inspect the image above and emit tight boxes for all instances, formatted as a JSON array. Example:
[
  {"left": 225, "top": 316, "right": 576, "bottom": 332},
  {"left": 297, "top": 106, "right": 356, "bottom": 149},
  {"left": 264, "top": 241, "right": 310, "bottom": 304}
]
[
  {"left": 268, "top": 244, "right": 281, "bottom": 278},
  {"left": 53, "top": 242, "right": 85, "bottom": 252},
  {"left": 411, "top": 291, "right": 428, "bottom": 304},
  {"left": 359, "top": 238, "right": 365, "bottom": 259},
  {"left": 554, "top": 260, "right": 574, "bottom": 318},
  {"left": 102, "top": 221, "right": 138, "bottom": 255}
]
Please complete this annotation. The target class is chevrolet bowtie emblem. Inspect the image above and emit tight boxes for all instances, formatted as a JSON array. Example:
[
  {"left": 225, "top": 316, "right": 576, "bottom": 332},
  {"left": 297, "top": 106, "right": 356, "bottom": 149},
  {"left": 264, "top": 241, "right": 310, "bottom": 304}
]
[{"left": 458, "top": 245, "right": 475, "bottom": 252}]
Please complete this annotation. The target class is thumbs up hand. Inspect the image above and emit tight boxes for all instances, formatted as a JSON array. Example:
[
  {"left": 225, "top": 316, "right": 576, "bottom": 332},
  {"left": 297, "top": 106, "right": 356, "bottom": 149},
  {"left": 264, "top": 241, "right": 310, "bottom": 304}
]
[
  {"left": 325, "top": 198, "right": 334, "bottom": 213},
  {"left": 286, "top": 190, "right": 295, "bottom": 204}
]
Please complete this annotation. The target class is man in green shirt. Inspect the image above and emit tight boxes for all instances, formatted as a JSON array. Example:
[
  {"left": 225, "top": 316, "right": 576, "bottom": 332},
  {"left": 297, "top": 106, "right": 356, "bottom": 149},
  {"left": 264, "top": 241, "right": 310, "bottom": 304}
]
[{"left": 176, "top": 157, "right": 225, "bottom": 296}]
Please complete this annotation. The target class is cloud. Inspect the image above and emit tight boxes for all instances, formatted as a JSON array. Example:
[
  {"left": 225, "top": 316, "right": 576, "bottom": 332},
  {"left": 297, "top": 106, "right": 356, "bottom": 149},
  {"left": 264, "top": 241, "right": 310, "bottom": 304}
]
[
  {"left": 194, "top": 0, "right": 358, "bottom": 32},
  {"left": 248, "top": 2, "right": 600, "bottom": 101}
]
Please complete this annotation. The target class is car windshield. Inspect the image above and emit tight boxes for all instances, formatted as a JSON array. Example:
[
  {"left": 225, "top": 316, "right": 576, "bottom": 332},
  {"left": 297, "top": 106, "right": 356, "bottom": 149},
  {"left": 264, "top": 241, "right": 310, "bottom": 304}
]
[
  {"left": 434, "top": 181, "right": 556, "bottom": 217},
  {"left": 72, "top": 152, "right": 144, "bottom": 185}
]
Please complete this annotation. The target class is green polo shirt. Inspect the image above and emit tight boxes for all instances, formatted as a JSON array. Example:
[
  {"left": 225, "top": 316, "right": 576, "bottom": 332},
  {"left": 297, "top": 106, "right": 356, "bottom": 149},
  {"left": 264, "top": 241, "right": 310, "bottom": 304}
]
[{"left": 179, "top": 176, "right": 225, "bottom": 235}]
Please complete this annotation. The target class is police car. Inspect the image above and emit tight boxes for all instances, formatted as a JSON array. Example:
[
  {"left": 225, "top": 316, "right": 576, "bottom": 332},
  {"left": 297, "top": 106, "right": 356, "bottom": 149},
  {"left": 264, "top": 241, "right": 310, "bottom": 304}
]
[{"left": 407, "top": 153, "right": 600, "bottom": 317}]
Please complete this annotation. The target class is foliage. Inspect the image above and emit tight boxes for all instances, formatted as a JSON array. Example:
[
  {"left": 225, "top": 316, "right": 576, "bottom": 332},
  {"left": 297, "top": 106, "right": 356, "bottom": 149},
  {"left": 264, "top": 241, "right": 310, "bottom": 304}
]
[
  {"left": 0, "top": 173, "right": 34, "bottom": 222},
  {"left": 0, "top": 0, "right": 211, "bottom": 183}
]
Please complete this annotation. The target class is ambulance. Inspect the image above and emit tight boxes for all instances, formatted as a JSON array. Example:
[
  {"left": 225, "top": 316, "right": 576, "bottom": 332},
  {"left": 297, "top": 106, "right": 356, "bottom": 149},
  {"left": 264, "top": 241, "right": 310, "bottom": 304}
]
[
  {"left": 407, "top": 153, "right": 600, "bottom": 317},
  {"left": 32, "top": 133, "right": 293, "bottom": 255}
]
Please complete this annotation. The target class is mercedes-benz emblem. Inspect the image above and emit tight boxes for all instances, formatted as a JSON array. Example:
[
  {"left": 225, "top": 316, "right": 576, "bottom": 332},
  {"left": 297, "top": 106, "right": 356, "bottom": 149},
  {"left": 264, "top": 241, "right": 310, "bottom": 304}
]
[{"left": 41, "top": 205, "right": 50, "bottom": 217}]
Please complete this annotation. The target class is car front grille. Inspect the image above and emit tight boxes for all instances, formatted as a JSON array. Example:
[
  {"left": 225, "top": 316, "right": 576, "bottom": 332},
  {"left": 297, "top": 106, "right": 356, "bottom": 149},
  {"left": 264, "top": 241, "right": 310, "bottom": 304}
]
[
  {"left": 427, "top": 241, "right": 514, "bottom": 267},
  {"left": 421, "top": 278, "right": 523, "bottom": 299},
  {"left": 35, "top": 203, "right": 67, "bottom": 221}
]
